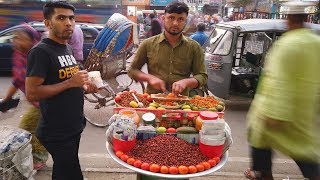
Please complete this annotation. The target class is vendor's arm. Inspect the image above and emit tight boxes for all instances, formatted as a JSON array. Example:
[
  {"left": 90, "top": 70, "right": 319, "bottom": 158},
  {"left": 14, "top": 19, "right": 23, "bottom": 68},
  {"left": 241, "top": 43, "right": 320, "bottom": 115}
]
[
  {"left": 128, "top": 40, "right": 167, "bottom": 92},
  {"left": 172, "top": 43, "right": 208, "bottom": 94}
]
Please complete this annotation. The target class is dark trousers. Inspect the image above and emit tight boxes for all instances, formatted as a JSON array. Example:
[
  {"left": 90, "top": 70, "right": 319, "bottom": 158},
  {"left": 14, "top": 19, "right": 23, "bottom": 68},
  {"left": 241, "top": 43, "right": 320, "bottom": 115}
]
[
  {"left": 251, "top": 146, "right": 320, "bottom": 179},
  {"left": 40, "top": 134, "right": 83, "bottom": 180}
]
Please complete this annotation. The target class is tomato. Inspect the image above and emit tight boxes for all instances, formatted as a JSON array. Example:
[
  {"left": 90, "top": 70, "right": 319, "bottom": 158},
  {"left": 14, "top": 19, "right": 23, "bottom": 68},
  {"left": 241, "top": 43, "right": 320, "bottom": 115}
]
[
  {"left": 188, "top": 166, "right": 197, "bottom": 174},
  {"left": 126, "top": 158, "right": 135, "bottom": 165},
  {"left": 129, "top": 89, "right": 136, "bottom": 94},
  {"left": 167, "top": 93, "right": 175, "bottom": 98},
  {"left": 196, "top": 164, "right": 205, "bottom": 172},
  {"left": 178, "top": 166, "right": 189, "bottom": 174},
  {"left": 201, "top": 162, "right": 211, "bottom": 170},
  {"left": 160, "top": 166, "right": 169, "bottom": 174},
  {"left": 149, "top": 164, "right": 160, "bottom": 173},
  {"left": 168, "top": 166, "right": 179, "bottom": 174},
  {"left": 146, "top": 95, "right": 153, "bottom": 102},
  {"left": 208, "top": 159, "right": 216, "bottom": 167},
  {"left": 141, "top": 163, "right": 150, "bottom": 170},
  {"left": 212, "top": 157, "right": 220, "bottom": 164},
  {"left": 114, "top": 95, "right": 121, "bottom": 103},
  {"left": 120, "top": 154, "right": 129, "bottom": 162},
  {"left": 142, "top": 93, "right": 149, "bottom": 98},
  {"left": 115, "top": 151, "right": 124, "bottom": 158},
  {"left": 166, "top": 128, "right": 176, "bottom": 134},
  {"left": 133, "top": 160, "right": 142, "bottom": 168}
]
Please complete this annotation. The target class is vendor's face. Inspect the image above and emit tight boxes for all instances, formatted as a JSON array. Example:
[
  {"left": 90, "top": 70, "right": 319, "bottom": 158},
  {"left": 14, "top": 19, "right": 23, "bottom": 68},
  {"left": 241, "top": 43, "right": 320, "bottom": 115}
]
[
  {"left": 45, "top": 8, "right": 75, "bottom": 41},
  {"left": 162, "top": 12, "right": 187, "bottom": 36}
]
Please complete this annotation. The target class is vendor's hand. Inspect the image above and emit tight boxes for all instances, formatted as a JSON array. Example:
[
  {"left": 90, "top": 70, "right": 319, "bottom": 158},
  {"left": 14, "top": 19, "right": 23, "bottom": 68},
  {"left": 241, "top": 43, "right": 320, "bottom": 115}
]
[
  {"left": 172, "top": 79, "right": 188, "bottom": 95},
  {"left": 148, "top": 76, "right": 167, "bottom": 92},
  {"left": 70, "top": 70, "right": 88, "bottom": 88},
  {"left": 83, "top": 81, "right": 98, "bottom": 93}
]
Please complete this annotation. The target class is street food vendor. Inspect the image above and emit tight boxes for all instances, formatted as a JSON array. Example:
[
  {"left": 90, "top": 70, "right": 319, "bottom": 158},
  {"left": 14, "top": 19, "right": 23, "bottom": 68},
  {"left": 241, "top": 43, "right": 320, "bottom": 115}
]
[{"left": 128, "top": 1, "right": 207, "bottom": 96}]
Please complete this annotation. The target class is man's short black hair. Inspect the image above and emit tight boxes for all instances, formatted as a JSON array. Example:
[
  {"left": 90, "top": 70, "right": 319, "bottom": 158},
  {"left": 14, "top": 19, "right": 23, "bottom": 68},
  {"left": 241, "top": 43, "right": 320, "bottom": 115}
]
[
  {"left": 165, "top": 1, "right": 189, "bottom": 15},
  {"left": 43, "top": 1, "right": 75, "bottom": 20},
  {"left": 197, "top": 22, "right": 206, "bottom": 32},
  {"left": 149, "top": 13, "right": 155, "bottom": 19}
]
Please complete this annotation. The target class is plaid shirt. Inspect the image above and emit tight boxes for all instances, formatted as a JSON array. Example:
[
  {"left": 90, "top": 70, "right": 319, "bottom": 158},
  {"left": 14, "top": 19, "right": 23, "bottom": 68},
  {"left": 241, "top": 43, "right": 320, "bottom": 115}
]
[{"left": 12, "top": 50, "right": 27, "bottom": 94}]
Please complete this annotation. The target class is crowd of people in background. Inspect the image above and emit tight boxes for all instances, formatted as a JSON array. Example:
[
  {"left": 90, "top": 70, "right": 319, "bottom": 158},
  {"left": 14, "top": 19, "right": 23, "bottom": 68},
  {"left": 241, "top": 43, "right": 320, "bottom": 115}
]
[{"left": 135, "top": 10, "right": 230, "bottom": 46}]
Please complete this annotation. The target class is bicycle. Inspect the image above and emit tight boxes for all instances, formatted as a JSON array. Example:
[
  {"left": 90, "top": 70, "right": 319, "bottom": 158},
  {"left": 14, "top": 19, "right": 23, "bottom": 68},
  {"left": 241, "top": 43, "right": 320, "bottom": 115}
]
[{"left": 83, "top": 13, "right": 145, "bottom": 127}]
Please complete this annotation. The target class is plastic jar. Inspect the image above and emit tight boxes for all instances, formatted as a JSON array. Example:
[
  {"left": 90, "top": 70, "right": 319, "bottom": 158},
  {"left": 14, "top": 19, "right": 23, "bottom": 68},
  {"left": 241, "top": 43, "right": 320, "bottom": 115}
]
[
  {"left": 142, "top": 112, "right": 156, "bottom": 126},
  {"left": 160, "top": 114, "right": 168, "bottom": 128},
  {"left": 187, "top": 113, "right": 197, "bottom": 127},
  {"left": 195, "top": 111, "right": 218, "bottom": 131},
  {"left": 119, "top": 109, "right": 140, "bottom": 126}
]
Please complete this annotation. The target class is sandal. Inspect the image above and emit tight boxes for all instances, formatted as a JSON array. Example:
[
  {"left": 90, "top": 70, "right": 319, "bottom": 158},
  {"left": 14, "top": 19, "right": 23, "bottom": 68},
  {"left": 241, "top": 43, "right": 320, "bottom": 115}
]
[{"left": 244, "top": 168, "right": 262, "bottom": 180}]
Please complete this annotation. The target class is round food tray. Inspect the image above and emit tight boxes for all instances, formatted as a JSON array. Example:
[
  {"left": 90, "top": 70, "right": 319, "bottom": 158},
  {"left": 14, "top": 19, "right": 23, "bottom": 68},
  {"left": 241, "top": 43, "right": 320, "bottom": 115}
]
[{"left": 106, "top": 141, "right": 228, "bottom": 179}]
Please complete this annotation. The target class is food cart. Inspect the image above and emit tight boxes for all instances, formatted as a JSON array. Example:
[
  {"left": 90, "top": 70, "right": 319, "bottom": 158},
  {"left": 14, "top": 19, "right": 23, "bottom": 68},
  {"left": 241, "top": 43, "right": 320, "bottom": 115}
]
[{"left": 106, "top": 91, "right": 232, "bottom": 179}]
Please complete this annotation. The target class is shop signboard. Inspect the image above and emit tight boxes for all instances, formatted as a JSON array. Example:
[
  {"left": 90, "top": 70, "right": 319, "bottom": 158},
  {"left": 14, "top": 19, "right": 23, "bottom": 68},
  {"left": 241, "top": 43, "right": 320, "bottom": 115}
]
[
  {"left": 150, "top": 0, "right": 173, "bottom": 6},
  {"left": 122, "top": 0, "right": 150, "bottom": 6},
  {"left": 183, "top": 0, "right": 210, "bottom": 6},
  {"left": 209, "top": 0, "right": 222, "bottom": 6}
]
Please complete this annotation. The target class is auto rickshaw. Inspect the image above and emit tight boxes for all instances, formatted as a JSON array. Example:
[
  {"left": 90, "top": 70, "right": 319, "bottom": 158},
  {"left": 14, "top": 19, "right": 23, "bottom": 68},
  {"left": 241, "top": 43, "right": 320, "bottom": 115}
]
[{"left": 203, "top": 19, "right": 320, "bottom": 100}]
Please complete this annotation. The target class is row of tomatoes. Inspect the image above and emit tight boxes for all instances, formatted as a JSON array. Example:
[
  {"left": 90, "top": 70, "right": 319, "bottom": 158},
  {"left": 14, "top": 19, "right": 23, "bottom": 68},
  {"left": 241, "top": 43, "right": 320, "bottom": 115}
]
[
  {"left": 115, "top": 150, "right": 220, "bottom": 174},
  {"left": 114, "top": 90, "right": 153, "bottom": 103}
]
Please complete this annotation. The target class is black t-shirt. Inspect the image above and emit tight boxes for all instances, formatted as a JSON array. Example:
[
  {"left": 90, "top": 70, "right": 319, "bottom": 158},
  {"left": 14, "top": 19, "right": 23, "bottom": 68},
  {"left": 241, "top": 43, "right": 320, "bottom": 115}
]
[{"left": 27, "top": 38, "right": 85, "bottom": 142}]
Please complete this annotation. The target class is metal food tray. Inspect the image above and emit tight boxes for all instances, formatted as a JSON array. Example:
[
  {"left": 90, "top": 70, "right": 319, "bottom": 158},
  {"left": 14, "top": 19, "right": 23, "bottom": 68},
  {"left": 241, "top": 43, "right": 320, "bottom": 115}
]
[{"left": 106, "top": 141, "right": 228, "bottom": 179}]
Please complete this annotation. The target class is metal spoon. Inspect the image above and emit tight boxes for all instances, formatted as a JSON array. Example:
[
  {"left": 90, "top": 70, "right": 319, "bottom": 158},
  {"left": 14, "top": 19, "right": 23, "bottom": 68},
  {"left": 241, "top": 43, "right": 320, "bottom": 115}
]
[{"left": 131, "top": 93, "right": 143, "bottom": 108}]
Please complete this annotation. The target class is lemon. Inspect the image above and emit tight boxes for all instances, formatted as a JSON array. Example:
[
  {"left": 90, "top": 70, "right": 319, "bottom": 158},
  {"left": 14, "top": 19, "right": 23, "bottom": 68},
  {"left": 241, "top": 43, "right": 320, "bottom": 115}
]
[
  {"left": 129, "top": 101, "right": 139, "bottom": 108},
  {"left": 181, "top": 104, "right": 191, "bottom": 109},
  {"left": 219, "top": 101, "right": 225, "bottom": 106},
  {"left": 216, "top": 105, "right": 224, "bottom": 112},
  {"left": 149, "top": 102, "right": 159, "bottom": 108},
  {"left": 191, "top": 106, "right": 199, "bottom": 111},
  {"left": 147, "top": 106, "right": 156, "bottom": 110},
  {"left": 156, "top": 127, "right": 166, "bottom": 133},
  {"left": 208, "top": 107, "right": 217, "bottom": 112}
]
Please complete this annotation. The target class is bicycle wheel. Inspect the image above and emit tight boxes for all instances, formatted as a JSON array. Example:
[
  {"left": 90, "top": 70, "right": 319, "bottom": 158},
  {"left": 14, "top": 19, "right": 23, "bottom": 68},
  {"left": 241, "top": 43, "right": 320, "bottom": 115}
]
[
  {"left": 106, "top": 71, "right": 145, "bottom": 94},
  {"left": 83, "top": 87, "right": 115, "bottom": 127},
  {"left": 83, "top": 97, "right": 115, "bottom": 127}
]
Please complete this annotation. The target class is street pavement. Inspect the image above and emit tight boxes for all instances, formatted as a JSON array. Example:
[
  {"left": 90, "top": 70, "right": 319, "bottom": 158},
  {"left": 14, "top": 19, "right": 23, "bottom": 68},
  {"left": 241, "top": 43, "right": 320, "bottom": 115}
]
[{"left": 0, "top": 72, "right": 304, "bottom": 179}]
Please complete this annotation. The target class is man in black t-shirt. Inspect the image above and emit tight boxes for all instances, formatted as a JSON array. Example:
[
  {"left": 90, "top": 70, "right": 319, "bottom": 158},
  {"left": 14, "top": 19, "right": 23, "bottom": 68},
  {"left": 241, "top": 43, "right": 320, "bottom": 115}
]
[{"left": 25, "top": 1, "right": 96, "bottom": 179}]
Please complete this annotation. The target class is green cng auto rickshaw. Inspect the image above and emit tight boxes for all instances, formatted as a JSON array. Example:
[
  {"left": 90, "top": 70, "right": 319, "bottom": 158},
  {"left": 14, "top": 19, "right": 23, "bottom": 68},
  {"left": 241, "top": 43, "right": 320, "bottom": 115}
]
[{"left": 203, "top": 19, "right": 320, "bottom": 100}]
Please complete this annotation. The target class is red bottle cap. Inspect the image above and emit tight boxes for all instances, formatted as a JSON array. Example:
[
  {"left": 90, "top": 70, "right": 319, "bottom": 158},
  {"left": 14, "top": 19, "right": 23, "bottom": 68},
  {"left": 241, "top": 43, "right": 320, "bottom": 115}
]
[
  {"left": 199, "top": 111, "right": 218, "bottom": 120},
  {"left": 187, "top": 113, "right": 197, "bottom": 120}
]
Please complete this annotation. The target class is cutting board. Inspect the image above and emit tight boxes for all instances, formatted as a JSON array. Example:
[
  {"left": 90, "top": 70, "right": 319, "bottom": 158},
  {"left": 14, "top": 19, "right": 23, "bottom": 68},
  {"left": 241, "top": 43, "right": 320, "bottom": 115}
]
[{"left": 151, "top": 93, "right": 189, "bottom": 101}]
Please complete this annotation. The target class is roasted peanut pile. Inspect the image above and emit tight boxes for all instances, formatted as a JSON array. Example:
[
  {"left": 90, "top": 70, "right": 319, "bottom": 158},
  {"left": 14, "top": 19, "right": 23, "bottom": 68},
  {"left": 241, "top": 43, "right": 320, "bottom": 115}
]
[{"left": 127, "top": 135, "right": 209, "bottom": 167}]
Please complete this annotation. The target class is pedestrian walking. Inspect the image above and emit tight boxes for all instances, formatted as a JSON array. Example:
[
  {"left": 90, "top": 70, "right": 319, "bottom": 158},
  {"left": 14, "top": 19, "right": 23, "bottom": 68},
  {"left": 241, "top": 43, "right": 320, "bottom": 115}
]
[
  {"left": 190, "top": 22, "right": 209, "bottom": 46},
  {"left": 25, "top": 1, "right": 97, "bottom": 179},
  {"left": 244, "top": 1, "right": 320, "bottom": 180},
  {"left": 68, "top": 25, "right": 84, "bottom": 63},
  {"left": 0, "top": 24, "right": 49, "bottom": 170}
]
